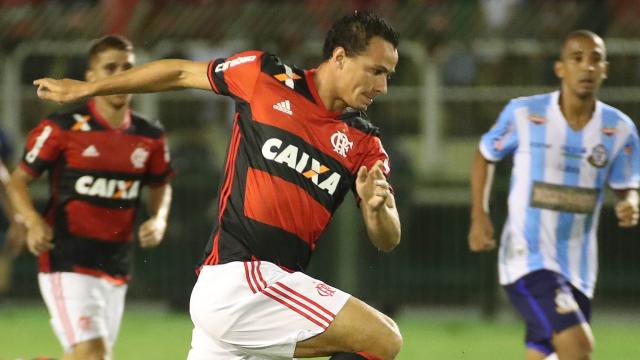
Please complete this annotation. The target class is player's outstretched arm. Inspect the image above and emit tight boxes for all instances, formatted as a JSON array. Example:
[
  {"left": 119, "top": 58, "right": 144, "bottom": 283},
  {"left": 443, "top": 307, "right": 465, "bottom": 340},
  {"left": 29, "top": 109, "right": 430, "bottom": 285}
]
[
  {"left": 356, "top": 160, "right": 401, "bottom": 252},
  {"left": 33, "top": 60, "right": 211, "bottom": 103},
  {"left": 613, "top": 189, "right": 639, "bottom": 228},
  {"left": 468, "top": 149, "right": 497, "bottom": 252}
]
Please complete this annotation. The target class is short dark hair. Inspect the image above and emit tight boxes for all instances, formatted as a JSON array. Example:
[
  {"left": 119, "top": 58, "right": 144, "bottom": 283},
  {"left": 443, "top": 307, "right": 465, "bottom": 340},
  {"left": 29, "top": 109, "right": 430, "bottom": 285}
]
[
  {"left": 322, "top": 11, "right": 399, "bottom": 61},
  {"left": 560, "top": 30, "right": 605, "bottom": 59},
  {"left": 88, "top": 35, "right": 133, "bottom": 65}
]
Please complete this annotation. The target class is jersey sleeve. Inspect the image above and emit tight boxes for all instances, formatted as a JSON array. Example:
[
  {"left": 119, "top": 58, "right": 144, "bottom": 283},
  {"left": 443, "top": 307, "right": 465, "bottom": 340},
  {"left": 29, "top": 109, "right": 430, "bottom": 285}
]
[
  {"left": 479, "top": 100, "right": 519, "bottom": 161},
  {"left": 206, "top": 50, "right": 263, "bottom": 101},
  {"left": 20, "top": 119, "right": 63, "bottom": 176},
  {"left": 145, "top": 134, "right": 175, "bottom": 187},
  {"left": 608, "top": 127, "right": 640, "bottom": 189}
]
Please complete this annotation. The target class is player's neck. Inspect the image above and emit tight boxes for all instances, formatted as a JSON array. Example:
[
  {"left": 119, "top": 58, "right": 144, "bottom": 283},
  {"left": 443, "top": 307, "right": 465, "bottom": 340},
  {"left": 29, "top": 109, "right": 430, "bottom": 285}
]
[
  {"left": 314, "top": 63, "right": 347, "bottom": 112},
  {"left": 93, "top": 97, "right": 129, "bottom": 128},
  {"left": 559, "top": 90, "right": 596, "bottom": 131}
]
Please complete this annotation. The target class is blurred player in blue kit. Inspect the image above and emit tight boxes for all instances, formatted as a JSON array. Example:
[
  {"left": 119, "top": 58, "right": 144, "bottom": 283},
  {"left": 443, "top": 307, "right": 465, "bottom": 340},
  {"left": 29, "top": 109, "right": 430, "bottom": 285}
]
[{"left": 469, "top": 30, "right": 640, "bottom": 360}]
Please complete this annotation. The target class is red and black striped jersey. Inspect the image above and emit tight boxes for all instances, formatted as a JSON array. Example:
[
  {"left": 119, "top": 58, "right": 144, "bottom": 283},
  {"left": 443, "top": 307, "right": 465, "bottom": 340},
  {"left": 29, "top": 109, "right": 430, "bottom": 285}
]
[
  {"left": 201, "top": 51, "right": 391, "bottom": 271},
  {"left": 20, "top": 99, "right": 174, "bottom": 283}
]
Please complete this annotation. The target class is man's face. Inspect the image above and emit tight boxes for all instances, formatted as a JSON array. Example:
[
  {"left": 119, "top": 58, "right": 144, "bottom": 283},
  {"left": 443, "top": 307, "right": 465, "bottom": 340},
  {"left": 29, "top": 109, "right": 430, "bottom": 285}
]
[
  {"left": 555, "top": 35, "right": 608, "bottom": 100},
  {"left": 337, "top": 36, "right": 398, "bottom": 110},
  {"left": 86, "top": 48, "right": 135, "bottom": 108}
]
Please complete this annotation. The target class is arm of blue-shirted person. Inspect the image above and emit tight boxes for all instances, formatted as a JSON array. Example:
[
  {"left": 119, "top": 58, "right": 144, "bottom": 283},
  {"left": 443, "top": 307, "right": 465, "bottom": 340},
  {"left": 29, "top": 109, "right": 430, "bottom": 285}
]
[
  {"left": 612, "top": 189, "right": 639, "bottom": 228},
  {"left": 6, "top": 167, "right": 53, "bottom": 256},
  {"left": 355, "top": 160, "right": 401, "bottom": 252},
  {"left": 468, "top": 100, "right": 518, "bottom": 253},
  {"left": 33, "top": 59, "right": 212, "bottom": 103},
  {"left": 609, "top": 126, "right": 640, "bottom": 228},
  {"left": 468, "top": 150, "right": 497, "bottom": 252}
]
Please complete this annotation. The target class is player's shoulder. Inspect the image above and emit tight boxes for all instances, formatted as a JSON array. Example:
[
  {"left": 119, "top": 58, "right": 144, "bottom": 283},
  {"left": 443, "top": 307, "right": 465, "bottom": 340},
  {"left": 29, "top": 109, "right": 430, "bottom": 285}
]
[
  {"left": 45, "top": 103, "right": 91, "bottom": 129},
  {"left": 129, "top": 111, "right": 166, "bottom": 139},
  {"left": 338, "top": 109, "right": 381, "bottom": 137},
  {"left": 599, "top": 101, "right": 635, "bottom": 127},
  {"left": 508, "top": 92, "right": 554, "bottom": 110},
  {"left": 259, "top": 51, "right": 305, "bottom": 78}
]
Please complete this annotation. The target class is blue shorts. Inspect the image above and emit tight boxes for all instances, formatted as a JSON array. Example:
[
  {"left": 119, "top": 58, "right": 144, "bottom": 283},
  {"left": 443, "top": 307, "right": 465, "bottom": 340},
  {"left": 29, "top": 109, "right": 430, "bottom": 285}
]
[{"left": 503, "top": 270, "right": 591, "bottom": 355}]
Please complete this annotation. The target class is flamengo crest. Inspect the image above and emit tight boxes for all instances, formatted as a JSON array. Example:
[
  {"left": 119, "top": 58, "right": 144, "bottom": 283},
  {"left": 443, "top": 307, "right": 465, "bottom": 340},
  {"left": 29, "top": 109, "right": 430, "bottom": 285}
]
[
  {"left": 131, "top": 147, "right": 150, "bottom": 169},
  {"left": 331, "top": 130, "right": 353, "bottom": 158}
]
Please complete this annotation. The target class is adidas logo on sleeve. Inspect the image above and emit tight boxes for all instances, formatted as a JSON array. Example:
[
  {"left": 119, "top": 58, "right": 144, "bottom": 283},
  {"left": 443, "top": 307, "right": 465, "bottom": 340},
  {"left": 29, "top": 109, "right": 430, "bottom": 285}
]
[{"left": 273, "top": 100, "right": 292, "bottom": 115}]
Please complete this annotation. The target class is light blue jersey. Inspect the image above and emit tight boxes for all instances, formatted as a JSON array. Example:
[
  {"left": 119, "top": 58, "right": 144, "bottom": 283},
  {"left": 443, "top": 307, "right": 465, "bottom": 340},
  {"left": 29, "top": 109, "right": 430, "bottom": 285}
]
[{"left": 480, "top": 91, "right": 640, "bottom": 298}]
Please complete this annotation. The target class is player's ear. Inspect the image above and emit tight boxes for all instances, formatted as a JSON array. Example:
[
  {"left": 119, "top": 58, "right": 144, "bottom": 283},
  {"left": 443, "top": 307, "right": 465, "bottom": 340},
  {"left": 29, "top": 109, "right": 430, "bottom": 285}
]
[
  {"left": 554, "top": 60, "right": 564, "bottom": 80},
  {"left": 332, "top": 47, "right": 346, "bottom": 69},
  {"left": 85, "top": 69, "right": 95, "bottom": 82},
  {"left": 602, "top": 60, "right": 609, "bottom": 80}
]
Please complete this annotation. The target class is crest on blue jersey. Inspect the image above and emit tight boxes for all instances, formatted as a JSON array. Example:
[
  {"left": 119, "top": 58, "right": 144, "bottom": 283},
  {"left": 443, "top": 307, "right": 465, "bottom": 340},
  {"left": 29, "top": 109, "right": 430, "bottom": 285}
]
[{"left": 587, "top": 144, "right": 608, "bottom": 168}]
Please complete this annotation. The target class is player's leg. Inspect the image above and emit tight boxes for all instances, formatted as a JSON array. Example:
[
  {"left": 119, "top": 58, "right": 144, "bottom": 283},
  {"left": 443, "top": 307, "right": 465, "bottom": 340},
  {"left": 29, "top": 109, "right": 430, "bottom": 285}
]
[
  {"left": 68, "top": 338, "right": 109, "bottom": 360},
  {"left": 551, "top": 288, "right": 594, "bottom": 360},
  {"left": 294, "top": 296, "right": 402, "bottom": 359},
  {"left": 38, "top": 272, "right": 120, "bottom": 360},
  {"left": 504, "top": 270, "right": 592, "bottom": 360},
  {"left": 189, "top": 261, "right": 401, "bottom": 359}
]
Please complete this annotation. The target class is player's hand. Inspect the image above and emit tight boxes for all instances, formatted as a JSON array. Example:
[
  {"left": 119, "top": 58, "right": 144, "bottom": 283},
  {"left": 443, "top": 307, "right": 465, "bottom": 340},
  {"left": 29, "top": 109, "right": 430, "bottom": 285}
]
[
  {"left": 138, "top": 216, "right": 167, "bottom": 248},
  {"left": 24, "top": 216, "right": 54, "bottom": 256},
  {"left": 468, "top": 213, "right": 496, "bottom": 252},
  {"left": 615, "top": 199, "right": 639, "bottom": 228},
  {"left": 33, "top": 78, "right": 91, "bottom": 103},
  {"left": 355, "top": 160, "right": 391, "bottom": 211},
  {"left": 3, "top": 217, "right": 28, "bottom": 257}
]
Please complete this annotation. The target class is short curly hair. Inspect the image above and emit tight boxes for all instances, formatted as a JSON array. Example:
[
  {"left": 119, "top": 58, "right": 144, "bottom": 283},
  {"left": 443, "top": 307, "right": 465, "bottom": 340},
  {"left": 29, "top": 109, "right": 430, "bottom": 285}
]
[{"left": 322, "top": 11, "right": 399, "bottom": 61}]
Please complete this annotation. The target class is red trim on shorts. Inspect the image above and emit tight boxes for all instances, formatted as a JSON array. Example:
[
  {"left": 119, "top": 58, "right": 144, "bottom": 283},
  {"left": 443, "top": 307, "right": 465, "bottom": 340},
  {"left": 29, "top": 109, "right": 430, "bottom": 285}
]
[
  {"left": 207, "top": 60, "right": 221, "bottom": 94},
  {"left": 51, "top": 273, "right": 76, "bottom": 345},
  {"left": 72, "top": 266, "right": 128, "bottom": 286},
  {"left": 254, "top": 260, "right": 268, "bottom": 289},
  {"left": 242, "top": 261, "right": 337, "bottom": 329},
  {"left": 243, "top": 261, "right": 257, "bottom": 294},
  {"left": 266, "top": 285, "right": 332, "bottom": 325},
  {"left": 275, "top": 281, "right": 336, "bottom": 318},
  {"left": 261, "top": 290, "right": 328, "bottom": 330},
  {"left": 204, "top": 117, "right": 241, "bottom": 265}
]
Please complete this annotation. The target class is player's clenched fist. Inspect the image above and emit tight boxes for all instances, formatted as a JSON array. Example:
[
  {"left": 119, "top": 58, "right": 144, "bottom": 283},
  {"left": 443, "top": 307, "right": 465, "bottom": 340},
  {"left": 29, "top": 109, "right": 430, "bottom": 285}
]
[
  {"left": 468, "top": 212, "right": 496, "bottom": 252},
  {"left": 25, "top": 216, "right": 54, "bottom": 256},
  {"left": 138, "top": 216, "right": 167, "bottom": 248},
  {"left": 615, "top": 199, "right": 639, "bottom": 228},
  {"left": 33, "top": 78, "right": 91, "bottom": 103}
]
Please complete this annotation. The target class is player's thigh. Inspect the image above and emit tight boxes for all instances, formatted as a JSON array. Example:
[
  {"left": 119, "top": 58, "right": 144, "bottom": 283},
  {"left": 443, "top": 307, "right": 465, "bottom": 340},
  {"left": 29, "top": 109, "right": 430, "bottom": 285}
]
[
  {"left": 294, "top": 296, "right": 402, "bottom": 358},
  {"left": 552, "top": 323, "right": 594, "bottom": 357},
  {"left": 38, "top": 272, "right": 122, "bottom": 352}
]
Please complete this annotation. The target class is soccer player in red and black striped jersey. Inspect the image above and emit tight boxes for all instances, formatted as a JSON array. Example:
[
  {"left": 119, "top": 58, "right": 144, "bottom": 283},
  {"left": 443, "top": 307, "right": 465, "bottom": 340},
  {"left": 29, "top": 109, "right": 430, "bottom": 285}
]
[
  {"left": 11, "top": 36, "right": 173, "bottom": 360},
  {"left": 34, "top": 12, "right": 401, "bottom": 360}
]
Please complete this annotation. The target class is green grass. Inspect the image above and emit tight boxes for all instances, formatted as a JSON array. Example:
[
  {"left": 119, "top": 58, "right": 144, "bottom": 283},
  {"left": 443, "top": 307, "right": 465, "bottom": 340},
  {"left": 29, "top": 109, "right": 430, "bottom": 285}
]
[{"left": 1, "top": 303, "right": 639, "bottom": 359}]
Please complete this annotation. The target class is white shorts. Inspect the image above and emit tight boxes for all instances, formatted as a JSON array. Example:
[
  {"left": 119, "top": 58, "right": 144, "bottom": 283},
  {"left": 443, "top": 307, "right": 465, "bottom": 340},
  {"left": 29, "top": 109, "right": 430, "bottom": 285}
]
[
  {"left": 188, "top": 261, "right": 351, "bottom": 360},
  {"left": 38, "top": 272, "right": 127, "bottom": 353}
]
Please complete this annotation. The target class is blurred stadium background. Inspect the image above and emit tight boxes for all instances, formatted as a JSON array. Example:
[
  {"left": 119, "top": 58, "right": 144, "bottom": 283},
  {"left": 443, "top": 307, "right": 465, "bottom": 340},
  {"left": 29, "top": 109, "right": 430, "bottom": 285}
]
[{"left": 1, "top": 0, "right": 640, "bottom": 359}]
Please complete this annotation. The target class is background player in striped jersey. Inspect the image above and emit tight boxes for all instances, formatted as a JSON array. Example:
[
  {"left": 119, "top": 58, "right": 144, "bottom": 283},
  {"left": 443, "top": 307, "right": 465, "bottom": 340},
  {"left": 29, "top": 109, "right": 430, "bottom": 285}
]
[
  {"left": 9, "top": 35, "right": 174, "bottom": 360},
  {"left": 33, "top": 11, "right": 402, "bottom": 360},
  {"left": 469, "top": 30, "right": 640, "bottom": 360}
]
